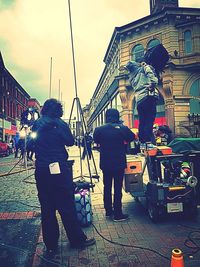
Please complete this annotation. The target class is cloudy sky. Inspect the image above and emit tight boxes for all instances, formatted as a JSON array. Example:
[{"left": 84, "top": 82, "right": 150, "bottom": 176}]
[{"left": 0, "top": 0, "right": 199, "bottom": 117}]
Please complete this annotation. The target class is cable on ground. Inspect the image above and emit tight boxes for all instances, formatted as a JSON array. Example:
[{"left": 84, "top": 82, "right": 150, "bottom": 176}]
[{"left": 92, "top": 222, "right": 170, "bottom": 261}]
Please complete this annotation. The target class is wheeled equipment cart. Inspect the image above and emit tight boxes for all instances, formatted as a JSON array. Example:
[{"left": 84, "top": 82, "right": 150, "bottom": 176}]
[{"left": 123, "top": 139, "right": 200, "bottom": 222}]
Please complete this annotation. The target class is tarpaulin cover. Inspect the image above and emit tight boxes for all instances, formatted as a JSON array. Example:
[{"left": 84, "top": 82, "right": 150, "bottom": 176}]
[{"left": 168, "top": 138, "right": 200, "bottom": 153}]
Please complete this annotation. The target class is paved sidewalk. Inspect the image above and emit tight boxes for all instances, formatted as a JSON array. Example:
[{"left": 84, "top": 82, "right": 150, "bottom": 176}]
[
  {"left": 1, "top": 149, "right": 200, "bottom": 266},
  {"left": 31, "top": 149, "right": 200, "bottom": 267}
]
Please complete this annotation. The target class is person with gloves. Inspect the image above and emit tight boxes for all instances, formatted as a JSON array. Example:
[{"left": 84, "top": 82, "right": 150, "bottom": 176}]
[{"left": 125, "top": 60, "right": 158, "bottom": 150}]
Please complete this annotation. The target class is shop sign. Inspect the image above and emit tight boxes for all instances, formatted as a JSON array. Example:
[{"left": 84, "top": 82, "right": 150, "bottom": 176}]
[{"left": 0, "top": 119, "right": 11, "bottom": 129}]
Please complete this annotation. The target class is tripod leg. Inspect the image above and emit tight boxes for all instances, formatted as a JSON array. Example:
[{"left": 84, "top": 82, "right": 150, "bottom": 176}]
[
  {"left": 69, "top": 97, "right": 84, "bottom": 180},
  {"left": 88, "top": 148, "right": 99, "bottom": 181},
  {"left": 68, "top": 98, "right": 76, "bottom": 124},
  {"left": 77, "top": 98, "right": 99, "bottom": 190}
]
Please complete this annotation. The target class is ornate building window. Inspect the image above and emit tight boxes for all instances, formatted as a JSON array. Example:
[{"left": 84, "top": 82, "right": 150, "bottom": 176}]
[
  {"left": 133, "top": 98, "right": 138, "bottom": 123},
  {"left": 131, "top": 44, "right": 144, "bottom": 62},
  {"left": 184, "top": 30, "right": 192, "bottom": 54},
  {"left": 190, "top": 79, "right": 200, "bottom": 114},
  {"left": 116, "top": 93, "right": 122, "bottom": 112},
  {"left": 147, "top": 38, "right": 160, "bottom": 50}
]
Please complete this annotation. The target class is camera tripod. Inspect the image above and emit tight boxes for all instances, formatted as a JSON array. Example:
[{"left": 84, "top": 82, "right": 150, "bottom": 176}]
[
  {"left": 69, "top": 96, "right": 100, "bottom": 189},
  {"left": 67, "top": 0, "right": 99, "bottom": 190}
]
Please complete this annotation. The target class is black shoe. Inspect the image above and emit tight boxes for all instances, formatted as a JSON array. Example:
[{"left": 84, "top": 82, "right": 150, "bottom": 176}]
[
  {"left": 113, "top": 214, "right": 129, "bottom": 222},
  {"left": 105, "top": 210, "right": 113, "bottom": 217},
  {"left": 44, "top": 247, "right": 59, "bottom": 258},
  {"left": 71, "top": 238, "right": 96, "bottom": 249}
]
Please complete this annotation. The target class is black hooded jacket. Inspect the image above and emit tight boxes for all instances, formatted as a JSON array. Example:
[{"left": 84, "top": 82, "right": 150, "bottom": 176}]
[
  {"left": 32, "top": 115, "right": 74, "bottom": 168},
  {"left": 93, "top": 109, "right": 135, "bottom": 171}
]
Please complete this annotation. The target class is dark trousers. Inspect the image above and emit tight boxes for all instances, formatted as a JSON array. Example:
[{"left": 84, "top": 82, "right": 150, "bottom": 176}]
[
  {"left": 137, "top": 97, "right": 157, "bottom": 143},
  {"left": 35, "top": 164, "right": 87, "bottom": 249},
  {"left": 102, "top": 168, "right": 124, "bottom": 216},
  {"left": 15, "top": 144, "right": 19, "bottom": 158},
  {"left": 27, "top": 149, "right": 34, "bottom": 160}
]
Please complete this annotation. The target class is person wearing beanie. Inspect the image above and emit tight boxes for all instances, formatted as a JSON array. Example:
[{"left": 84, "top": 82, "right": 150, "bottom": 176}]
[{"left": 93, "top": 108, "right": 135, "bottom": 221}]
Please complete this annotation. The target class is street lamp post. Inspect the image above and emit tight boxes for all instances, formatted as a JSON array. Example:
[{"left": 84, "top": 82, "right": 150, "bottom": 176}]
[{"left": 2, "top": 108, "right": 5, "bottom": 142}]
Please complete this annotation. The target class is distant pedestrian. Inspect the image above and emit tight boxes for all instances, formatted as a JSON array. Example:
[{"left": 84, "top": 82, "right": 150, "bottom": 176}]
[
  {"left": 93, "top": 108, "right": 135, "bottom": 222},
  {"left": 32, "top": 98, "right": 95, "bottom": 254},
  {"left": 81, "top": 133, "right": 93, "bottom": 160},
  {"left": 14, "top": 132, "right": 20, "bottom": 158},
  {"left": 17, "top": 138, "right": 25, "bottom": 158},
  {"left": 26, "top": 133, "right": 35, "bottom": 160},
  {"left": 155, "top": 125, "right": 173, "bottom": 146}
]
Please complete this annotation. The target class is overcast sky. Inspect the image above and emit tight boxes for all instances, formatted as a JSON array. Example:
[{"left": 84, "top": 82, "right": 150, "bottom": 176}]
[{"left": 0, "top": 0, "right": 199, "bottom": 117}]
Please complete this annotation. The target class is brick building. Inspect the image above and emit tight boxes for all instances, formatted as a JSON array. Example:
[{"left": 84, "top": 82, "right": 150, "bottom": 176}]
[
  {"left": 0, "top": 52, "right": 40, "bottom": 141},
  {"left": 86, "top": 0, "right": 200, "bottom": 137}
]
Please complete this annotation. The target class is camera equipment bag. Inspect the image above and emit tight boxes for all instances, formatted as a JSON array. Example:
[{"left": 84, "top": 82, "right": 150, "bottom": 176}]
[{"left": 74, "top": 189, "right": 93, "bottom": 227}]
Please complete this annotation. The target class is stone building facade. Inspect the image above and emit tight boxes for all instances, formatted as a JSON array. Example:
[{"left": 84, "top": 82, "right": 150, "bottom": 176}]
[
  {"left": 0, "top": 52, "right": 41, "bottom": 141},
  {"left": 86, "top": 0, "right": 200, "bottom": 137}
]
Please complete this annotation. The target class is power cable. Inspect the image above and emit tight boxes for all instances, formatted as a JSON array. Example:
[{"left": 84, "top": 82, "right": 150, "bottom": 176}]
[
  {"left": 16, "top": 201, "right": 40, "bottom": 209},
  {"left": 91, "top": 222, "right": 171, "bottom": 261},
  {"left": 184, "top": 230, "right": 200, "bottom": 256},
  {"left": 1, "top": 156, "right": 200, "bottom": 263},
  {"left": 178, "top": 224, "right": 200, "bottom": 258},
  {"left": 0, "top": 157, "right": 22, "bottom": 178},
  {"left": 22, "top": 173, "right": 36, "bottom": 184},
  {"left": 2, "top": 194, "right": 200, "bottom": 263}
]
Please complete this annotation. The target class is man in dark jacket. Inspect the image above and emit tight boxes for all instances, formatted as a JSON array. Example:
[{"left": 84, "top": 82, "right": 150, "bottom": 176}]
[
  {"left": 93, "top": 108, "right": 135, "bottom": 221},
  {"left": 81, "top": 133, "right": 93, "bottom": 160},
  {"left": 32, "top": 99, "right": 95, "bottom": 254}
]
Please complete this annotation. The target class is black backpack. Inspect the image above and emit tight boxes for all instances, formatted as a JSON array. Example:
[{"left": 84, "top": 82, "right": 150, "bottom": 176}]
[{"left": 144, "top": 44, "right": 169, "bottom": 75}]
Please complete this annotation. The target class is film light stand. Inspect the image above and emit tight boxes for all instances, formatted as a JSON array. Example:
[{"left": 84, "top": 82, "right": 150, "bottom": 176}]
[
  {"left": 69, "top": 97, "right": 99, "bottom": 188},
  {"left": 67, "top": 0, "right": 99, "bottom": 191}
]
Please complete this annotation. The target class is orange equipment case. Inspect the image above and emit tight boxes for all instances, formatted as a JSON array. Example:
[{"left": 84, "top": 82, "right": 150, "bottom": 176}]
[
  {"left": 124, "top": 155, "right": 143, "bottom": 193},
  {"left": 125, "top": 155, "right": 142, "bottom": 174},
  {"left": 145, "top": 146, "right": 173, "bottom": 157}
]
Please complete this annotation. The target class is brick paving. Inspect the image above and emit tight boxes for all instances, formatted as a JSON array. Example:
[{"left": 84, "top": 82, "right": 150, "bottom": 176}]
[{"left": 0, "top": 149, "right": 200, "bottom": 266}]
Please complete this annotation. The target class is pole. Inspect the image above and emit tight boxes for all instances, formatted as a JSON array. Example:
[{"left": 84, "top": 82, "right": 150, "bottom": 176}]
[
  {"left": 2, "top": 104, "right": 5, "bottom": 142},
  {"left": 66, "top": 0, "right": 99, "bottom": 184},
  {"left": 2, "top": 115, "right": 5, "bottom": 142},
  {"left": 58, "top": 79, "right": 61, "bottom": 100},
  {"left": 49, "top": 57, "right": 53, "bottom": 98}
]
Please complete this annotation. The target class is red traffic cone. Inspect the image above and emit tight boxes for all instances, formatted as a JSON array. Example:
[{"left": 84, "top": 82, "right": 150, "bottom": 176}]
[{"left": 171, "top": 248, "right": 185, "bottom": 267}]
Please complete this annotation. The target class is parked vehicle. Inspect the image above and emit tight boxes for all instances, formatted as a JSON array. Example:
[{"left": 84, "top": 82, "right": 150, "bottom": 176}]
[{"left": 0, "top": 141, "right": 10, "bottom": 157}]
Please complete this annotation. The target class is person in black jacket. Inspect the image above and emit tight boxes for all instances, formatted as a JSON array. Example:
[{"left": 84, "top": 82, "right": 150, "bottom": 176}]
[
  {"left": 93, "top": 108, "right": 135, "bottom": 222},
  {"left": 81, "top": 133, "right": 93, "bottom": 160},
  {"left": 32, "top": 99, "right": 95, "bottom": 254}
]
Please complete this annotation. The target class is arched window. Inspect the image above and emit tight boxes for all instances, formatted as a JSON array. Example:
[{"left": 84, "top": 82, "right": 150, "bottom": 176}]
[
  {"left": 156, "top": 96, "right": 166, "bottom": 120},
  {"left": 147, "top": 38, "right": 160, "bottom": 50},
  {"left": 184, "top": 30, "right": 192, "bottom": 54},
  {"left": 190, "top": 79, "right": 200, "bottom": 114},
  {"left": 132, "top": 98, "right": 139, "bottom": 128},
  {"left": 131, "top": 44, "right": 144, "bottom": 62},
  {"left": 116, "top": 93, "right": 122, "bottom": 112}
]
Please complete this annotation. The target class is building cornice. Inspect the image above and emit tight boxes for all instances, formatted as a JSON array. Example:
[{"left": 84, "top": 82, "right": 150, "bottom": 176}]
[
  {"left": 168, "top": 60, "right": 200, "bottom": 70},
  {"left": 104, "top": 7, "right": 200, "bottom": 64}
]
